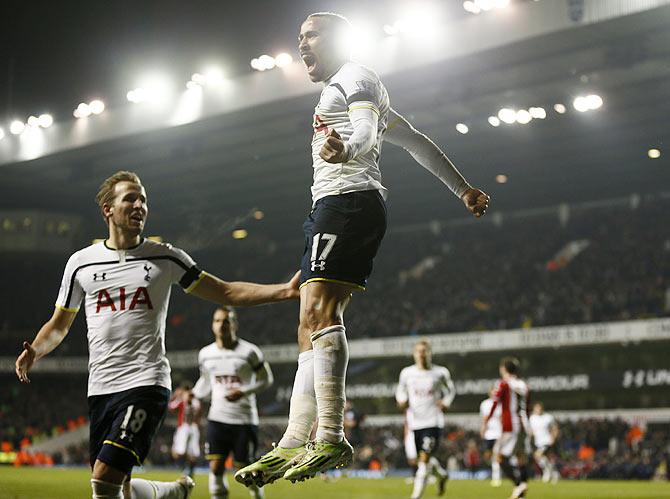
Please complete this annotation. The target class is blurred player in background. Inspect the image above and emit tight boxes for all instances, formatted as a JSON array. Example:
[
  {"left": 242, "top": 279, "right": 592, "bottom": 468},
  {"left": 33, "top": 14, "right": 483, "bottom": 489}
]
[
  {"left": 529, "top": 402, "right": 560, "bottom": 483},
  {"left": 396, "top": 340, "right": 455, "bottom": 499},
  {"left": 480, "top": 387, "right": 503, "bottom": 487},
  {"left": 237, "top": 11, "right": 488, "bottom": 487},
  {"left": 482, "top": 357, "right": 530, "bottom": 499},
  {"left": 14, "top": 171, "right": 299, "bottom": 499},
  {"left": 169, "top": 382, "right": 202, "bottom": 478},
  {"left": 404, "top": 409, "right": 418, "bottom": 473},
  {"left": 194, "top": 306, "right": 274, "bottom": 499}
]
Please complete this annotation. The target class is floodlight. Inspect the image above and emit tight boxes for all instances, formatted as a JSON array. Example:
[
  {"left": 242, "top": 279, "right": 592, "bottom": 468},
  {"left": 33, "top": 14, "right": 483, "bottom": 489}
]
[{"left": 456, "top": 123, "right": 469, "bottom": 134}]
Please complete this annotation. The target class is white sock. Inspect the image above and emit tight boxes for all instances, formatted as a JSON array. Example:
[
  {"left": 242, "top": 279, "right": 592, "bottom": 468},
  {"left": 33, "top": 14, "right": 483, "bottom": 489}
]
[
  {"left": 91, "top": 479, "right": 123, "bottom": 499},
  {"left": 428, "top": 456, "right": 446, "bottom": 477},
  {"left": 492, "top": 460, "right": 501, "bottom": 481},
  {"left": 208, "top": 472, "right": 228, "bottom": 498},
  {"left": 411, "top": 461, "right": 428, "bottom": 499},
  {"left": 311, "top": 325, "right": 349, "bottom": 444},
  {"left": 130, "top": 478, "right": 186, "bottom": 499},
  {"left": 278, "top": 350, "right": 317, "bottom": 448},
  {"left": 247, "top": 484, "right": 265, "bottom": 499}
]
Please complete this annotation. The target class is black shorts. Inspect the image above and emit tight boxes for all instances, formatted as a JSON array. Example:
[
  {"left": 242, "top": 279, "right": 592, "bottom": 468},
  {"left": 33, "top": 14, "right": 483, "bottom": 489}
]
[
  {"left": 300, "top": 190, "right": 387, "bottom": 290},
  {"left": 485, "top": 439, "right": 497, "bottom": 451},
  {"left": 414, "top": 427, "right": 442, "bottom": 456},
  {"left": 205, "top": 421, "right": 258, "bottom": 466},
  {"left": 88, "top": 385, "right": 170, "bottom": 474}
]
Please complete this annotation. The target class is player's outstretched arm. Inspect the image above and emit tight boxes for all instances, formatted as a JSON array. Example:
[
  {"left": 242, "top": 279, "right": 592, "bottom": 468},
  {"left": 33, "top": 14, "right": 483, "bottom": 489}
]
[
  {"left": 15, "top": 307, "right": 77, "bottom": 383},
  {"left": 384, "top": 108, "right": 490, "bottom": 217},
  {"left": 189, "top": 270, "right": 300, "bottom": 307}
]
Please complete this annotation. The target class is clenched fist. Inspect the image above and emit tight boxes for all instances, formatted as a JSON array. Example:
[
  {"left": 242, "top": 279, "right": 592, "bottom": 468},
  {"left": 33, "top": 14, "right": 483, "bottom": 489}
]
[
  {"left": 461, "top": 188, "right": 490, "bottom": 218},
  {"left": 319, "top": 129, "right": 349, "bottom": 164}
]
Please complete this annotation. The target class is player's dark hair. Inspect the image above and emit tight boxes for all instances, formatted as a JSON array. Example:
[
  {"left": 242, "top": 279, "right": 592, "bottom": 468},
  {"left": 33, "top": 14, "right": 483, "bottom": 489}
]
[
  {"left": 180, "top": 381, "right": 193, "bottom": 391},
  {"left": 95, "top": 170, "right": 142, "bottom": 220},
  {"left": 500, "top": 356, "right": 520, "bottom": 375},
  {"left": 307, "top": 12, "right": 352, "bottom": 31}
]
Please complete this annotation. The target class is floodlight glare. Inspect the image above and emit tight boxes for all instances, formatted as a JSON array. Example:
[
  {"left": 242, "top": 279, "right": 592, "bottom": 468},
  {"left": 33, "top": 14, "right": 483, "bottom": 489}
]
[
  {"left": 258, "top": 55, "right": 276, "bottom": 71},
  {"left": 529, "top": 107, "right": 546, "bottom": 119},
  {"left": 478, "top": 0, "right": 495, "bottom": 11},
  {"left": 274, "top": 53, "right": 293, "bottom": 68},
  {"left": 573, "top": 96, "right": 590, "bottom": 112},
  {"left": 0, "top": 127, "right": 5, "bottom": 140},
  {"left": 191, "top": 73, "right": 205, "bottom": 85},
  {"left": 463, "top": 1, "right": 481, "bottom": 14},
  {"left": 38, "top": 114, "right": 54, "bottom": 128},
  {"left": 554, "top": 103, "right": 567, "bottom": 114},
  {"left": 516, "top": 109, "right": 532, "bottom": 124},
  {"left": 495, "top": 0, "right": 510, "bottom": 7},
  {"left": 488, "top": 116, "right": 501, "bottom": 127},
  {"left": 456, "top": 123, "right": 469, "bottom": 134},
  {"left": 586, "top": 94, "right": 603, "bottom": 110},
  {"left": 10, "top": 120, "right": 26, "bottom": 135},
  {"left": 75, "top": 102, "right": 92, "bottom": 117},
  {"left": 27, "top": 116, "right": 40, "bottom": 127},
  {"left": 496, "top": 174, "right": 508, "bottom": 184},
  {"left": 89, "top": 100, "right": 105, "bottom": 115},
  {"left": 498, "top": 108, "right": 516, "bottom": 124},
  {"left": 204, "top": 67, "right": 225, "bottom": 85},
  {"left": 232, "top": 229, "right": 248, "bottom": 240},
  {"left": 648, "top": 148, "right": 661, "bottom": 159}
]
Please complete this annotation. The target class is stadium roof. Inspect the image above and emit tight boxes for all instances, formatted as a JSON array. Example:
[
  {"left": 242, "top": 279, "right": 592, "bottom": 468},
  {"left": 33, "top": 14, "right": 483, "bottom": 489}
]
[{"left": 1, "top": 1, "right": 668, "bottom": 245}]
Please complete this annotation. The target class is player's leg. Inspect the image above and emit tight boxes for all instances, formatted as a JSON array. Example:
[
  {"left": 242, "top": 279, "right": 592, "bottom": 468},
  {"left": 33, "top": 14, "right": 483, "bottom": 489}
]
[
  {"left": 233, "top": 425, "right": 264, "bottom": 499},
  {"left": 235, "top": 329, "right": 316, "bottom": 485},
  {"left": 186, "top": 425, "right": 200, "bottom": 478},
  {"left": 208, "top": 458, "right": 229, "bottom": 499},
  {"left": 283, "top": 281, "right": 355, "bottom": 482},
  {"left": 488, "top": 440, "right": 502, "bottom": 486},
  {"left": 410, "top": 429, "right": 444, "bottom": 499},
  {"left": 172, "top": 425, "right": 189, "bottom": 475},
  {"left": 535, "top": 447, "right": 550, "bottom": 482},
  {"left": 205, "top": 421, "right": 233, "bottom": 498},
  {"left": 496, "top": 434, "right": 521, "bottom": 487},
  {"left": 89, "top": 386, "right": 194, "bottom": 499}
]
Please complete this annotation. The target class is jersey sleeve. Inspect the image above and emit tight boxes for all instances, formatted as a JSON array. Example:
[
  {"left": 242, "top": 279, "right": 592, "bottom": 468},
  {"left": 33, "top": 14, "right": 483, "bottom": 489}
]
[
  {"left": 55, "top": 252, "right": 84, "bottom": 313},
  {"left": 395, "top": 368, "right": 409, "bottom": 404},
  {"left": 192, "top": 349, "right": 212, "bottom": 399},
  {"left": 333, "top": 64, "right": 384, "bottom": 115},
  {"left": 164, "top": 244, "right": 204, "bottom": 292},
  {"left": 248, "top": 344, "right": 265, "bottom": 371}
]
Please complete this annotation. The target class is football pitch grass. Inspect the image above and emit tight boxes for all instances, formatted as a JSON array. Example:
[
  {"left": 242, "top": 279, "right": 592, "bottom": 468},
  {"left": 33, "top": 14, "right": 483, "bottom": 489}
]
[{"left": 1, "top": 467, "right": 669, "bottom": 499}]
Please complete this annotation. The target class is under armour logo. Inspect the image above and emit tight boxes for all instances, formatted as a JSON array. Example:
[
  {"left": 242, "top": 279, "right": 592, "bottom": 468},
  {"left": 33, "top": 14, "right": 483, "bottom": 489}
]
[
  {"left": 143, "top": 264, "right": 152, "bottom": 281},
  {"left": 93, "top": 272, "right": 107, "bottom": 281},
  {"left": 311, "top": 260, "right": 326, "bottom": 272}
]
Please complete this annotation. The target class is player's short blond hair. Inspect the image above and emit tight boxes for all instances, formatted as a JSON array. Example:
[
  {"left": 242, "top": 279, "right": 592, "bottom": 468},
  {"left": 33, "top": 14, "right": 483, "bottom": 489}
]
[
  {"left": 95, "top": 171, "right": 142, "bottom": 220},
  {"left": 414, "top": 339, "right": 431, "bottom": 351}
]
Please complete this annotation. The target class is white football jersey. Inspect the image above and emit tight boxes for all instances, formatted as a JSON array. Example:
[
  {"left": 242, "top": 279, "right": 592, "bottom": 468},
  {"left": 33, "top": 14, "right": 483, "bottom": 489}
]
[
  {"left": 396, "top": 364, "right": 455, "bottom": 430},
  {"left": 480, "top": 398, "right": 503, "bottom": 441},
  {"left": 530, "top": 413, "right": 556, "bottom": 447},
  {"left": 194, "top": 339, "right": 265, "bottom": 425},
  {"left": 310, "top": 61, "right": 390, "bottom": 204},
  {"left": 55, "top": 239, "right": 202, "bottom": 396}
]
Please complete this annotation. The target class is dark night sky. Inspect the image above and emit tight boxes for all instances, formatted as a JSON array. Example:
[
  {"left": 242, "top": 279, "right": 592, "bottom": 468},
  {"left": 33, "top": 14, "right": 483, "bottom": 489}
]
[{"left": 0, "top": 0, "right": 467, "bottom": 123}]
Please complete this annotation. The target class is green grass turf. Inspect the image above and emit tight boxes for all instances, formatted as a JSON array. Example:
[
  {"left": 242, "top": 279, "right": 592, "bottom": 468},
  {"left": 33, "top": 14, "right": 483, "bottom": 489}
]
[{"left": 0, "top": 467, "right": 669, "bottom": 499}]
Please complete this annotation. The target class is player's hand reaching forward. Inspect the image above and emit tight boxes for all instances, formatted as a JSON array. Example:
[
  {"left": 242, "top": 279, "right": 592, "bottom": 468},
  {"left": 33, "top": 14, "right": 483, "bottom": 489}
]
[
  {"left": 461, "top": 188, "right": 490, "bottom": 218},
  {"left": 15, "top": 341, "right": 37, "bottom": 383},
  {"left": 285, "top": 270, "right": 301, "bottom": 299},
  {"left": 319, "top": 129, "right": 348, "bottom": 164},
  {"left": 226, "top": 389, "right": 245, "bottom": 402},
  {"left": 438, "top": 401, "right": 450, "bottom": 413}
]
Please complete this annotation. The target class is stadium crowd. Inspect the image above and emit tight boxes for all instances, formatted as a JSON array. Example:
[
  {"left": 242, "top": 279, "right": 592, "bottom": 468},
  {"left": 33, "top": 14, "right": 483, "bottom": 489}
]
[{"left": 2, "top": 198, "right": 668, "bottom": 355}]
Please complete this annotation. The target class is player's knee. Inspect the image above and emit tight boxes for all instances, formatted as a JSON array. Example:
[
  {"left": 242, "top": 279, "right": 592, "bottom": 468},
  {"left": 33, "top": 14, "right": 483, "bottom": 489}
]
[
  {"left": 210, "top": 459, "right": 225, "bottom": 474},
  {"left": 91, "top": 460, "right": 127, "bottom": 484}
]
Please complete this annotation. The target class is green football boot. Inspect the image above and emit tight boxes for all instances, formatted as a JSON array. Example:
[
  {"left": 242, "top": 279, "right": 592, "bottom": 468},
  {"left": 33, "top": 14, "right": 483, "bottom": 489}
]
[
  {"left": 234, "top": 443, "right": 307, "bottom": 487},
  {"left": 283, "top": 438, "right": 353, "bottom": 483}
]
